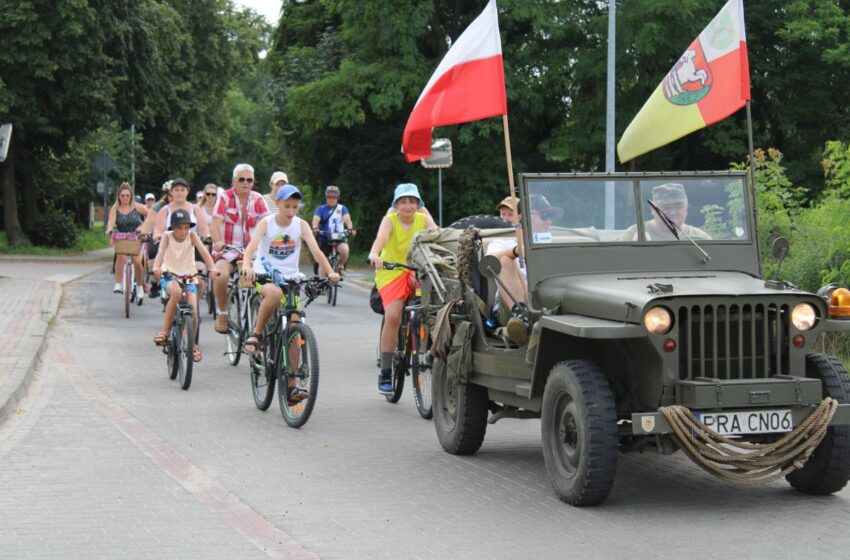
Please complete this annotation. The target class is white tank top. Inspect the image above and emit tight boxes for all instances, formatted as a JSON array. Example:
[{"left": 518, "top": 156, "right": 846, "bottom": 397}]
[
  {"left": 252, "top": 215, "right": 302, "bottom": 277},
  {"left": 161, "top": 231, "right": 197, "bottom": 276}
]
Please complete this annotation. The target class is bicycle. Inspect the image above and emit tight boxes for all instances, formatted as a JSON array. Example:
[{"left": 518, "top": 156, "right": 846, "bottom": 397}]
[
  {"left": 321, "top": 229, "right": 351, "bottom": 306},
  {"left": 221, "top": 245, "right": 255, "bottom": 367},
  {"left": 249, "top": 257, "right": 329, "bottom": 428},
  {"left": 160, "top": 273, "right": 198, "bottom": 390},
  {"left": 372, "top": 260, "right": 432, "bottom": 419},
  {"left": 203, "top": 237, "right": 216, "bottom": 316},
  {"left": 112, "top": 231, "right": 143, "bottom": 318}
]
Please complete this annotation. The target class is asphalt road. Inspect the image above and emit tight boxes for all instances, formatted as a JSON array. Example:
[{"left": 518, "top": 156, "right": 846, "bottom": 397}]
[{"left": 1, "top": 266, "right": 848, "bottom": 559}]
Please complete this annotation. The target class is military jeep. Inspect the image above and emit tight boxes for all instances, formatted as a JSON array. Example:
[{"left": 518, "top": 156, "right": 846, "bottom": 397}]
[{"left": 412, "top": 170, "right": 850, "bottom": 506}]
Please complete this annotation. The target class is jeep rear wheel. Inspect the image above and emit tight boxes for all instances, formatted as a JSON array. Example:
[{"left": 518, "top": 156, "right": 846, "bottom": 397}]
[
  {"left": 432, "top": 357, "right": 488, "bottom": 455},
  {"left": 786, "top": 354, "right": 850, "bottom": 495},
  {"left": 541, "top": 360, "right": 618, "bottom": 506}
]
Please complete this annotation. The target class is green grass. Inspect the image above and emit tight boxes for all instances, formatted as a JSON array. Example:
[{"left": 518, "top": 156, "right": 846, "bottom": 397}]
[{"left": 0, "top": 227, "right": 110, "bottom": 255}]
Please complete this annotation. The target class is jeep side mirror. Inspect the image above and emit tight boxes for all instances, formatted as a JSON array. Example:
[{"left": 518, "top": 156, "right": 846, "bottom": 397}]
[
  {"left": 770, "top": 237, "right": 789, "bottom": 280},
  {"left": 479, "top": 255, "right": 502, "bottom": 279}
]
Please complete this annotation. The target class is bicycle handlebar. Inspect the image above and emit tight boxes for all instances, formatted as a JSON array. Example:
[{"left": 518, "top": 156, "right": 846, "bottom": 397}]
[{"left": 365, "top": 258, "right": 418, "bottom": 272}]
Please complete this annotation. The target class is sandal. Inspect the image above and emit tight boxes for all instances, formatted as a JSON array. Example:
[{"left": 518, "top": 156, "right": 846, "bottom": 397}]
[
  {"left": 243, "top": 333, "right": 262, "bottom": 355},
  {"left": 193, "top": 345, "right": 202, "bottom": 363},
  {"left": 154, "top": 331, "right": 168, "bottom": 346},
  {"left": 285, "top": 385, "right": 309, "bottom": 406}
]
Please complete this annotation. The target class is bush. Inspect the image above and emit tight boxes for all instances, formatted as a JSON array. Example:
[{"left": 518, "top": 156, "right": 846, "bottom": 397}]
[{"left": 26, "top": 208, "right": 80, "bottom": 248}]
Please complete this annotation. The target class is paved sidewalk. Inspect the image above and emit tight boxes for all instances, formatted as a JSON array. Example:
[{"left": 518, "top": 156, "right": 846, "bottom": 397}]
[{"left": 0, "top": 248, "right": 112, "bottom": 423}]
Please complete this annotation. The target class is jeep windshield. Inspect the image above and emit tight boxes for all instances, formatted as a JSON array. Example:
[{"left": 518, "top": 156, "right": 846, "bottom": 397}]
[{"left": 524, "top": 174, "right": 751, "bottom": 246}]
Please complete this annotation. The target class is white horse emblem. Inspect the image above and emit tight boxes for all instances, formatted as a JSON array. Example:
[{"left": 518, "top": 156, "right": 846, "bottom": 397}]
[{"left": 662, "top": 46, "right": 712, "bottom": 105}]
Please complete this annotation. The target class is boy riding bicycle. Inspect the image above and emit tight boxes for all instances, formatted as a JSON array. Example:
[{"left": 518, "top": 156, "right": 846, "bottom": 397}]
[
  {"left": 153, "top": 209, "right": 220, "bottom": 362},
  {"left": 368, "top": 183, "right": 436, "bottom": 394},
  {"left": 241, "top": 185, "right": 340, "bottom": 403}
]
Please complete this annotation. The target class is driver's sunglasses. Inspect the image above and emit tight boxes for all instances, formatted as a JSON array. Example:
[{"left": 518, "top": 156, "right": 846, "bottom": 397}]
[
  {"left": 534, "top": 210, "right": 554, "bottom": 221},
  {"left": 237, "top": 177, "right": 254, "bottom": 184}
]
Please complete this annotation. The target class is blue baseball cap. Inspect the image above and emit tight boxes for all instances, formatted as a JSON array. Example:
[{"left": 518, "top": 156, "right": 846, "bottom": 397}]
[
  {"left": 392, "top": 183, "right": 424, "bottom": 208},
  {"left": 275, "top": 184, "right": 303, "bottom": 201}
]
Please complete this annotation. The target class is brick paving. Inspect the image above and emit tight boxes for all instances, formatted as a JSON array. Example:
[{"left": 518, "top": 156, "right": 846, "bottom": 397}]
[{"left": 0, "top": 268, "right": 848, "bottom": 559}]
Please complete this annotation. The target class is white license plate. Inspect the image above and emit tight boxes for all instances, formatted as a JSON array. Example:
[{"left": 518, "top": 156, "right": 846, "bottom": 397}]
[{"left": 694, "top": 409, "right": 793, "bottom": 436}]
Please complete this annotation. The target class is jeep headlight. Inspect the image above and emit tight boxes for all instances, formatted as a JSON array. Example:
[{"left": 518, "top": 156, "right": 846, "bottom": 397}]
[
  {"left": 644, "top": 306, "right": 673, "bottom": 335},
  {"left": 791, "top": 303, "right": 817, "bottom": 331}
]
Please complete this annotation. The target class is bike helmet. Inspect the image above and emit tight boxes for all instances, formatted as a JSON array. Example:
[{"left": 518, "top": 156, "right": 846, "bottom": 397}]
[{"left": 325, "top": 185, "right": 340, "bottom": 197}]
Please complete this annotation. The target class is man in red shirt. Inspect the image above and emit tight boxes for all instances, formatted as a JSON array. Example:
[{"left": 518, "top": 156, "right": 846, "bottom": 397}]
[{"left": 210, "top": 163, "right": 269, "bottom": 333}]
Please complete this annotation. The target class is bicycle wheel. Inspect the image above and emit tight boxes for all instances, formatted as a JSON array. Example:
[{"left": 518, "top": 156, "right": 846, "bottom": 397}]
[
  {"left": 385, "top": 324, "right": 406, "bottom": 404},
  {"left": 167, "top": 324, "right": 179, "bottom": 380},
  {"left": 326, "top": 255, "right": 339, "bottom": 306},
  {"left": 124, "top": 262, "right": 132, "bottom": 319},
  {"left": 249, "top": 299, "right": 276, "bottom": 410},
  {"left": 206, "top": 278, "right": 216, "bottom": 316},
  {"left": 178, "top": 312, "right": 194, "bottom": 390},
  {"left": 225, "top": 286, "right": 242, "bottom": 366},
  {"left": 278, "top": 322, "right": 319, "bottom": 428},
  {"left": 410, "top": 315, "right": 433, "bottom": 419}
]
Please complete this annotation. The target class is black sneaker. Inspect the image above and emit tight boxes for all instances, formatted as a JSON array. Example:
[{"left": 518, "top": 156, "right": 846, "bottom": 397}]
[
  {"left": 378, "top": 370, "right": 393, "bottom": 395},
  {"left": 149, "top": 284, "right": 160, "bottom": 299}
]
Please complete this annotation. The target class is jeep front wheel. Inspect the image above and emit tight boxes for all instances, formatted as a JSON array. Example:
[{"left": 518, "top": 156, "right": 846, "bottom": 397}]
[
  {"left": 786, "top": 353, "right": 850, "bottom": 495},
  {"left": 432, "top": 357, "right": 488, "bottom": 455},
  {"left": 541, "top": 360, "right": 618, "bottom": 506}
]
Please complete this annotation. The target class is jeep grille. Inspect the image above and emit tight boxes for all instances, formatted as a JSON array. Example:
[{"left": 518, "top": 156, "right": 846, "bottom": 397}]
[{"left": 676, "top": 302, "right": 790, "bottom": 380}]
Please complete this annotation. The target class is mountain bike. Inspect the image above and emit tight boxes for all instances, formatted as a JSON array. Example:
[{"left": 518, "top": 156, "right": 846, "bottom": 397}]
[
  {"left": 161, "top": 273, "right": 198, "bottom": 390},
  {"left": 249, "top": 258, "right": 329, "bottom": 428},
  {"left": 222, "top": 245, "right": 254, "bottom": 367},
  {"left": 322, "top": 229, "right": 350, "bottom": 306},
  {"left": 372, "top": 260, "right": 432, "bottom": 419}
]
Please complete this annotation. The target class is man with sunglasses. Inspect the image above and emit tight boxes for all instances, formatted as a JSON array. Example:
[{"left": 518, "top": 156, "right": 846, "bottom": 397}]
[
  {"left": 311, "top": 185, "right": 355, "bottom": 277},
  {"left": 210, "top": 163, "right": 270, "bottom": 333}
]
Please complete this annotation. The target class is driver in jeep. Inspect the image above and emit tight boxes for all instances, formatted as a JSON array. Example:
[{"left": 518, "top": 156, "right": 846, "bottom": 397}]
[{"left": 641, "top": 182, "right": 711, "bottom": 241}]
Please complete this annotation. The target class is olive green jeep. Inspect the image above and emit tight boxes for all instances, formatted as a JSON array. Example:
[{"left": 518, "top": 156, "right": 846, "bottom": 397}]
[{"left": 411, "top": 171, "right": 850, "bottom": 506}]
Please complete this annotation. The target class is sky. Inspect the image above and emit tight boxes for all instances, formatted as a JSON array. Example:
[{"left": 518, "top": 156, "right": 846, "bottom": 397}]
[{"left": 233, "top": 0, "right": 281, "bottom": 24}]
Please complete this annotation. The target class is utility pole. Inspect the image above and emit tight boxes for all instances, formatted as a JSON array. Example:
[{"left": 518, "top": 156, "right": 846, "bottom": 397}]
[
  {"left": 604, "top": 0, "right": 616, "bottom": 229},
  {"left": 130, "top": 123, "right": 135, "bottom": 187}
]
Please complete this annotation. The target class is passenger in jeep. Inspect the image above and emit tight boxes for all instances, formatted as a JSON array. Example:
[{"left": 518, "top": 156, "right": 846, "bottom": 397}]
[{"left": 485, "top": 194, "right": 560, "bottom": 346}]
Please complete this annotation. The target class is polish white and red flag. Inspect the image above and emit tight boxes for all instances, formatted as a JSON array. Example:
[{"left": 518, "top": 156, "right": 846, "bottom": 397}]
[{"left": 402, "top": 0, "right": 507, "bottom": 163}]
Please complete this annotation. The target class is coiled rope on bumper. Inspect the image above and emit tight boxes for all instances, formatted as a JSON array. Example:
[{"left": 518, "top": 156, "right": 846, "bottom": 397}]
[{"left": 658, "top": 398, "right": 837, "bottom": 486}]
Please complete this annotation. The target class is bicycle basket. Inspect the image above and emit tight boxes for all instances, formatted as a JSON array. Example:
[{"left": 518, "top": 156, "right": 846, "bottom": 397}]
[{"left": 112, "top": 232, "right": 142, "bottom": 255}]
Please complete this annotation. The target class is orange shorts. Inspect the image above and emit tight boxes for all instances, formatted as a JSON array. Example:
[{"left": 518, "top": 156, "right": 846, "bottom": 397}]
[{"left": 378, "top": 270, "right": 414, "bottom": 308}]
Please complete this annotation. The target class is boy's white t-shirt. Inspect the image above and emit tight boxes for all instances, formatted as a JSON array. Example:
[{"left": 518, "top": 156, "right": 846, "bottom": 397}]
[
  {"left": 485, "top": 238, "right": 526, "bottom": 311},
  {"left": 252, "top": 215, "right": 303, "bottom": 277}
]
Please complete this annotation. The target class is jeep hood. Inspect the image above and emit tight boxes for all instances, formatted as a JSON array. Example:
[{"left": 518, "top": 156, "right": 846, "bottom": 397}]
[{"left": 534, "top": 271, "right": 804, "bottom": 324}]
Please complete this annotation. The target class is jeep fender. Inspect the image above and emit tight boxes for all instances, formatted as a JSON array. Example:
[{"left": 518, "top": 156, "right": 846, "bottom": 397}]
[{"left": 529, "top": 315, "right": 645, "bottom": 400}]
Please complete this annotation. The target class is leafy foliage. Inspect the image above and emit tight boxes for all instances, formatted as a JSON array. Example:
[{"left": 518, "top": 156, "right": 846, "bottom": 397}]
[{"left": 25, "top": 208, "right": 79, "bottom": 249}]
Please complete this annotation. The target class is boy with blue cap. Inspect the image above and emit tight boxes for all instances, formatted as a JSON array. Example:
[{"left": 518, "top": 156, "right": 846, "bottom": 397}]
[
  {"left": 368, "top": 183, "right": 437, "bottom": 394},
  {"left": 241, "top": 185, "right": 340, "bottom": 404}
]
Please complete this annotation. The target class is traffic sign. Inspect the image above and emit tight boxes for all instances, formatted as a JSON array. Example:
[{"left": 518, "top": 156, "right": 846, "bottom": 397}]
[
  {"left": 93, "top": 152, "right": 115, "bottom": 174},
  {"left": 0, "top": 123, "right": 12, "bottom": 163},
  {"left": 96, "top": 178, "right": 115, "bottom": 195}
]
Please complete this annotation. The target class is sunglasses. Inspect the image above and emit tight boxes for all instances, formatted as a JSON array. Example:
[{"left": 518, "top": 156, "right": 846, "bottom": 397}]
[
  {"left": 205, "top": 192, "right": 217, "bottom": 197},
  {"left": 534, "top": 210, "right": 555, "bottom": 221},
  {"left": 237, "top": 177, "right": 254, "bottom": 184}
]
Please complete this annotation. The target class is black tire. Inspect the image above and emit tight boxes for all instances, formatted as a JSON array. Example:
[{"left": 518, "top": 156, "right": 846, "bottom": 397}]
[
  {"left": 386, "top": 349, "right": 406, "bottom": 404},
  {"left": 178, "top": 313, "right": 194, "bottom": 390},
  {"left": 278, "top": 322, "right": 320, "bottom": 428},
  {"left": 411, "top": 316, "right": 432, "bottom": 419},
  {"left": 448, "top": 214, "right": 512, "bottom": 230},
  {"left": 225, "top": 286, "right": 242, "bottom": 366},
  {"left": 432, "top": 357, "right": 488, "bottom": 454},
  {"left": 786, "top": 353, "right": 850, "bottom": 495},
  {"left": 249, "top": 299, "right": 276, "bottom": 410},
  {"left": 541, "top": 360, "right": 618, "bottom": 506},
  {"left": 166, "top": 325, "right": 179, "bottom": 380},
  {"left": 206, "top": 279, "right": 216, "bottom": 316},
  {"left": 124, "top": 264, "right": 132, "bottom": 319},
  {"left": 327, "top": 255, "right": 339, "bottom": 306}
]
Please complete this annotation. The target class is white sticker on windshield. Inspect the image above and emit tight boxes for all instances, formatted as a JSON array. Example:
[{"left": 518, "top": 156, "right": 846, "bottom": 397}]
[{"left": 533, "top": 231, "right": 552, "bottom": 243}]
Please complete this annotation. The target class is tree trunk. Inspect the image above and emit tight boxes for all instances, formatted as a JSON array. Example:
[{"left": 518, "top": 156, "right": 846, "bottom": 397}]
[
  {"left": 21, "top": 163, "right": 38, "bottom": 231},
  {"left": 1, "top": 146, "right": 28, "bottom": 246}
]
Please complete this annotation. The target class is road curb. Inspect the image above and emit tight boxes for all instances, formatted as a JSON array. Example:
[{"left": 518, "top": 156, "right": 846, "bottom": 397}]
[{"left": 0, "top": 283, "right": 63, "bottom": 424}]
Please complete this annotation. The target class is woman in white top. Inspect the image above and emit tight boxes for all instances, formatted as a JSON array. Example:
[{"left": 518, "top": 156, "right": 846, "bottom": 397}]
[{"left": 198, "top": 183, "right": 218, "bottom": 229}]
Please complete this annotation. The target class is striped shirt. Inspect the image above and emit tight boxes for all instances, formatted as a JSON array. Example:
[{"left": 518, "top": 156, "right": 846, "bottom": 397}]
[
  {"left": 161, "top": 231, "right": 197, "bottom": 276},
  {"left": 213, "top": 188, "right": 269, "bottom": 249}
]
